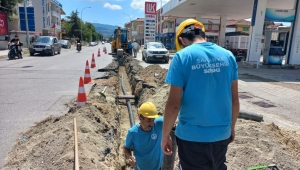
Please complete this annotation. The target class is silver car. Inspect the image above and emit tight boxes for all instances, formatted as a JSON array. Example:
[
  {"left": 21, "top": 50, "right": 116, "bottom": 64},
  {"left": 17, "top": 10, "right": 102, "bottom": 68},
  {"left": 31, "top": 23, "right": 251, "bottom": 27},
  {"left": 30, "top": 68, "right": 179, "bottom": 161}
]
[{"left": 142, "top": 42, "right": 169, "bottom": 63}]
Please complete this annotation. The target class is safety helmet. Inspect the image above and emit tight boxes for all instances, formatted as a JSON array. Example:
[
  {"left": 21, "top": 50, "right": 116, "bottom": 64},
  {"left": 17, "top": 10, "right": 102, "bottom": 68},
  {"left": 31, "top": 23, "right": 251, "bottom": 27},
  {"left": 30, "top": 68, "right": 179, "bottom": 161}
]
[
  {"left": 176, "top": 18, "right": 205, "bottom": 51},
  {"left": 138, "top": 102, "right": 159, "bottom": 118}
]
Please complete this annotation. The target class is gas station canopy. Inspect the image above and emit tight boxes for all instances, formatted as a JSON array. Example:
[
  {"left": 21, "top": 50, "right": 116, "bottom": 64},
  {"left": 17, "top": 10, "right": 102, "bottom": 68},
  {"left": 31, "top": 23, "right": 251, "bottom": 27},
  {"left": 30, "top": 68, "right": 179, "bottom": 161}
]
[{"left": 162, "top": 0, "right": 295, "bottom": 19}]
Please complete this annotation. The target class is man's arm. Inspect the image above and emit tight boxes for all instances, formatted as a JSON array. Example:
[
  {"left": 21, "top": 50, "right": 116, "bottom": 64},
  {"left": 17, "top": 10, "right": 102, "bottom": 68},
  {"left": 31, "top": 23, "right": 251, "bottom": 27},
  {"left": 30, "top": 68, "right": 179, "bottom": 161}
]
[
  {"left": 161, "top": 85, "right": 182, "bottom": 155},
  {"left": 231, "top": 80, "right": 240, "bottom": 143},
  {"left": 163, "top": 85, "right": 182, "bottom": 137},
  {"left": 123, "top": 146, "right": 136, "bottom": 167},
  {"left": 123, "top": 146, "right": 132, "bottom": 159}
]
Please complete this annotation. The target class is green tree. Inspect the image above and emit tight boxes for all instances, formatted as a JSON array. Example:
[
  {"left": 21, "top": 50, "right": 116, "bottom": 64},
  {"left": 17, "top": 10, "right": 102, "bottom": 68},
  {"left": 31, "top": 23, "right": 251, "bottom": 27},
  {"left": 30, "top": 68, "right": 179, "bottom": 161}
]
[
  {"left": 0, "top": 0, "right": 23, "bottom": 21},
  {"left": 65, "top": 10, "right": 81, "bottom": 38}
]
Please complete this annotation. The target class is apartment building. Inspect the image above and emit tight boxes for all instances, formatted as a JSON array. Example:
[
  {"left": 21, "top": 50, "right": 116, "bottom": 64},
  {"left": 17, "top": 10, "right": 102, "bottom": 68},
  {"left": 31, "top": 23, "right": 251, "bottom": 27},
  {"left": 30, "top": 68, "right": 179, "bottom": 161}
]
[
  {"left": 8, "top": 0, "right": 65, "bottom": 46},
  {"left": 125, "top": 18, "right": 144, "bottom": 45}
]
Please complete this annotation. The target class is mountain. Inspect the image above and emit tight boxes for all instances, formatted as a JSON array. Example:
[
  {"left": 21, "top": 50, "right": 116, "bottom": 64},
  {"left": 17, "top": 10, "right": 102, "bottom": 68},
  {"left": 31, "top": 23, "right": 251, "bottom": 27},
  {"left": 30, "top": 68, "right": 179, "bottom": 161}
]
[{"left": 92, "top": 23, "right": 123, "bottom": 38}]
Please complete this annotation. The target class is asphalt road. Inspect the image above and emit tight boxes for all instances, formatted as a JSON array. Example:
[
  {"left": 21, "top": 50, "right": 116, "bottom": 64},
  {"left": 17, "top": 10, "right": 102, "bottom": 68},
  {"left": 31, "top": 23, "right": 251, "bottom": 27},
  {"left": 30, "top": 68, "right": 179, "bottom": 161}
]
[{"left": 0, "top": 43, "right": 113, "bottom": 167}]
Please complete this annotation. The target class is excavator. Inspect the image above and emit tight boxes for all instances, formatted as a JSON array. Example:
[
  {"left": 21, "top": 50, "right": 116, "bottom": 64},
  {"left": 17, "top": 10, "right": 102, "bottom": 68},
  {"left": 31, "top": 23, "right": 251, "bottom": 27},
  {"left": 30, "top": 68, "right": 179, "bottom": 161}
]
[
  {"left": 110, "top": 26, "right": 129, "bottom": 66},
  {"left": 111, "top": 27, "right": 129, "bottom": 55}
]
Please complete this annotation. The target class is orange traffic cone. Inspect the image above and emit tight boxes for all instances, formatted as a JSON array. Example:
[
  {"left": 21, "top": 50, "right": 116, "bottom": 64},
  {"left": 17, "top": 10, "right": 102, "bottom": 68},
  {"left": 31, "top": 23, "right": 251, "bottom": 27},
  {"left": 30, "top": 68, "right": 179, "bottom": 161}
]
[
  {"left": 92, "top": 53, "right": 94, "bottom": 57},
  {"left": 97, "top": 48, "right": 101, "bottom": 57},
  {"left": 91, "top": 55, "right": 96, "bottom": 68},
  {"left": 84, "top": 60, "right": 93, "bottom": 84},
  {"left": 77, "top": 77, "right": 87, "bottom": 107}
]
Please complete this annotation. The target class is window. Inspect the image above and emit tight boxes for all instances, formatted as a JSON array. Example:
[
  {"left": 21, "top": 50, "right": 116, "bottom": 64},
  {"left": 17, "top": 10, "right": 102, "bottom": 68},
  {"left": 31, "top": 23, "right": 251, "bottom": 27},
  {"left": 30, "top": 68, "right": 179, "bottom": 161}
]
[{"left": 243, "top": 27, "right": 249, "bottom": 31}]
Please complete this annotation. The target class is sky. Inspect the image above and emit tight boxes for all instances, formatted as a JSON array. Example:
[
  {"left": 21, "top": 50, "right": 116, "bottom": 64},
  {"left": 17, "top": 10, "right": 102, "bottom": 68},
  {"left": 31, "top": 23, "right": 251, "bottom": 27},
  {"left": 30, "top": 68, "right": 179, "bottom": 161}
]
[
  {"left": 58, "top": 0, "right": 170, "bottom": 26},
  {"left": 58, "top": 0, "right": 291, "bottom": 27}
]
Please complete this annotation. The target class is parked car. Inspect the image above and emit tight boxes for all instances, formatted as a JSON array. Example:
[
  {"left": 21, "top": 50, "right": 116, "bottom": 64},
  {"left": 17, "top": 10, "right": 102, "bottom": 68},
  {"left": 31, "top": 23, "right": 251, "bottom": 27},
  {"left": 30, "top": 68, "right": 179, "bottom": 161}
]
[
  {"left": 29, "top": 36, "right": 61, "bottom": 56},
  {"left": 142, "top": 42, "right": 169, "bottom": 63},
  {"left": 102, "top": 41, "right": 105, "bottom": 45},
  {"left": 89, "top": 42, "right": 97, "bottom": 46},
  {"left": 59, "top": 40, "right": 71, "bottom": 49}
]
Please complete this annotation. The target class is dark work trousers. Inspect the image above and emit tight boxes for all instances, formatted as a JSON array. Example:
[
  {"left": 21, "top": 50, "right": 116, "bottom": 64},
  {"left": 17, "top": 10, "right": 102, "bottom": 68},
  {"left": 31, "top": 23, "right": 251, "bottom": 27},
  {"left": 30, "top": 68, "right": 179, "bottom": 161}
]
[
  {"left": 128, "top": 48, "right": 132, "bottom": 55},
  {"left": 176, "top": 137, "right": 230, "bottom": 170}
]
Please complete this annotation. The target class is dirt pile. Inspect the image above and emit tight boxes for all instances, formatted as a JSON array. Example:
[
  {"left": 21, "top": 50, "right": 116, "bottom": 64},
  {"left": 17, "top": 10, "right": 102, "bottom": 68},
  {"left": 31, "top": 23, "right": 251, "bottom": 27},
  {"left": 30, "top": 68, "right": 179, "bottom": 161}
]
[{"left": 2, "top": 72, "right": 127, "bottom": 169}]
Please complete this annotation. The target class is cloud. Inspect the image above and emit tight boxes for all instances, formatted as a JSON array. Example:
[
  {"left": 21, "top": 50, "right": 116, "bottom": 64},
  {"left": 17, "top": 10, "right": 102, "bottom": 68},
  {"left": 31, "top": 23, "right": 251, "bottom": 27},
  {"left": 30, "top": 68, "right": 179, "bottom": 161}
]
[
  {"left": 104, "top": 2, "right": 122, "bottom": 10},
  {"left": 130, "top": 0, "right": 170, "bottom": 11}
]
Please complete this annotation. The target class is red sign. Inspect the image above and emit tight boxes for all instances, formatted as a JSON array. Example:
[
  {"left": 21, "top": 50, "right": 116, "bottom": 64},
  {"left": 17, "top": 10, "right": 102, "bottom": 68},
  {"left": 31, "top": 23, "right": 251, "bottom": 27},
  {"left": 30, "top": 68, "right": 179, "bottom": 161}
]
[
  {"left": 208, "top": 24, "right": 212, "bottom": 30},
  {"left": 145, "top": 2, "right": 156, "bottom": 14},
  {"left": 0, "top": 12, "right": 8, "bottom": 35}
]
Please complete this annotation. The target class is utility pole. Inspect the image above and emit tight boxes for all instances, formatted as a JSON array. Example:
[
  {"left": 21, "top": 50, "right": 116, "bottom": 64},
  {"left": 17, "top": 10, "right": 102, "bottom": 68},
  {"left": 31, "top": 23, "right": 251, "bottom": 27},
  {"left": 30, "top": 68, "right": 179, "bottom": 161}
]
[
  {"left": 24, "top": 0, "right": 30, "bottom": 48},
  {"left": 159, "top": 0, "right": 162, "bottom": 43},
  {"left": 80, "top": 7, "right": 91, "bottom": 41}
]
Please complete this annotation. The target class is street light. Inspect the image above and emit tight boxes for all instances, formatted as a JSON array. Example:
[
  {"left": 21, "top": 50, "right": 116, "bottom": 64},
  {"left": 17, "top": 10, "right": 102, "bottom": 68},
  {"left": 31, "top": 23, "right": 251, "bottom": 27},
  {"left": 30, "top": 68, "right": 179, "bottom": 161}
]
[
  {"left": 123, "top": 13, "right": 133, "bottom": 40},
  {"left": 80, "top": 7, "right": 91, "bottom": 41}
]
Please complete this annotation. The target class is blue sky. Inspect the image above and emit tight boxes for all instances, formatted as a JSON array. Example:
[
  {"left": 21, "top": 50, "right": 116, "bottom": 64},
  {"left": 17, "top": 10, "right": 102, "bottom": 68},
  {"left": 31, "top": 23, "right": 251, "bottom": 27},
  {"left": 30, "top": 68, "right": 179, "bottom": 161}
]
[
  {"left": 59, "top": 0, "right": 169, "bottom": 26},
  {"left": 58, "top": 0, "right": 291, "bottom": 27}
]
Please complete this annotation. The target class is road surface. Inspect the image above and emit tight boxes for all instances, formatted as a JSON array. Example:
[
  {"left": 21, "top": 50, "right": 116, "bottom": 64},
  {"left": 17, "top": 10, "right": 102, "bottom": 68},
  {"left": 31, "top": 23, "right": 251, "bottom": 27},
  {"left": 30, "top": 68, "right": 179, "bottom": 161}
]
[{"left": 0, "top": 43, "right": 112, "bottom": 167}]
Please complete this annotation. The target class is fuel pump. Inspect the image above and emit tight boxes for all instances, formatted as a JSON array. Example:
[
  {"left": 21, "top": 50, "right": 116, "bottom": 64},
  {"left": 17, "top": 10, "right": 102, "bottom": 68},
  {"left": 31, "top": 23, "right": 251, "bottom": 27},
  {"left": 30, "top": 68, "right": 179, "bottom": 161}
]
[{"left": 263, "top": 30, "right": 288, "bottom": 65}]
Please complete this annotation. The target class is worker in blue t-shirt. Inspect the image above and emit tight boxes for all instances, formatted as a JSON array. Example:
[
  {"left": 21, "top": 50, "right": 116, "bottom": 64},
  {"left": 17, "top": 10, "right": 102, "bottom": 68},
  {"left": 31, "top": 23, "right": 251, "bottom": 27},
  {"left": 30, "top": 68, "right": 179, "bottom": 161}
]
[
  {"left": 161, "top": 19, "right": 240, "bottom": 170},
  {"left": 123, "top": 102, "right": 164, "bottom": 170},
  {"left": 128, "top": 40, "right": 133, "bottom": 56}
]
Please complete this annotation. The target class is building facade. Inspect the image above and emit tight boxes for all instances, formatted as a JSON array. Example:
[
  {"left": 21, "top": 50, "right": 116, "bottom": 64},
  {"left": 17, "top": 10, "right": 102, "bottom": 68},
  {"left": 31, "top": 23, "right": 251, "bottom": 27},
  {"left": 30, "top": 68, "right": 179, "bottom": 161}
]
[
  {"left": 125, "top": 18, "right": 144, "bottom": 45},
  {"left": 8, "top": 0, "right": 65, "bottom": 43}
]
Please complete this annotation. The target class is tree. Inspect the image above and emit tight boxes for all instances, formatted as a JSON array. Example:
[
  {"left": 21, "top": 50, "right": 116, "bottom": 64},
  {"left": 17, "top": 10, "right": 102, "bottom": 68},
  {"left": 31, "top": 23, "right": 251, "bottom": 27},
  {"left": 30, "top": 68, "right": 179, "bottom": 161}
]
[
  {"left": 0, "top": 0, "right": 23, "bottom": 21},
  {"left": 65, "top": 10, "right": 81, "bottom": 38}
]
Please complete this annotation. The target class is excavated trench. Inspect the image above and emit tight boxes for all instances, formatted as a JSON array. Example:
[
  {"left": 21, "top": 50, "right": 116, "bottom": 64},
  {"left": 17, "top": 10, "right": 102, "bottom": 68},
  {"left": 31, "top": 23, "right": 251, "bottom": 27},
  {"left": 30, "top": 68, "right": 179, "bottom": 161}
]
[{"left": 3, "top": 56, "right": 300, "bottom": 170}]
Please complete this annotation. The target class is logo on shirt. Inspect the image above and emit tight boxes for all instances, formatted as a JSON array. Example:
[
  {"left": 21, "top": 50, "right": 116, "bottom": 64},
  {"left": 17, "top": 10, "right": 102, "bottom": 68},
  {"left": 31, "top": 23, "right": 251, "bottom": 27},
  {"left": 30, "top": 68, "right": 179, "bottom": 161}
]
[{"left": 151, "top": 133, "right": 157, "bottom": 140}]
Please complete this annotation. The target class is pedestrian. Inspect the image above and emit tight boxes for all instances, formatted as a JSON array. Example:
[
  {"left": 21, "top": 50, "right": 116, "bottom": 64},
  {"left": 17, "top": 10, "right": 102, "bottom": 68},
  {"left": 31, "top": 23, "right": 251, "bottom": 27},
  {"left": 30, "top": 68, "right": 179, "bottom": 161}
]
[
  {"left": 132, "top": 40, "right": 139, "bottom": 58},
  {"left": 123, "top": 102, "right": 164, "bottom": 170},
  {"left": 161, "top": 18, "right": 240, "bottom": 170},
  {"left": 128, "top": 40, "right": 132, "bottom": 56}
]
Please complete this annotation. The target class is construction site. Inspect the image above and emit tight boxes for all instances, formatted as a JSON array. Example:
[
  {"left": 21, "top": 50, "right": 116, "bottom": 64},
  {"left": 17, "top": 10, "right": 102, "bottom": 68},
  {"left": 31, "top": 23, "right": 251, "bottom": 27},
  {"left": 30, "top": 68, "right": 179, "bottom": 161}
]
[{"left": 0, "top": 52, "right": 299, "bottom": 169}]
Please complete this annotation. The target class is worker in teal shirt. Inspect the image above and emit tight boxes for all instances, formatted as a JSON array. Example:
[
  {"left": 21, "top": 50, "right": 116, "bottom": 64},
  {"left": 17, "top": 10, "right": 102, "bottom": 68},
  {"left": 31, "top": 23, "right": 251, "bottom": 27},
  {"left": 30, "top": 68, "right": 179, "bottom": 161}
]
[
  {"left": 128, "top": 40, "right": 133, "bottom": 56},
  {"left": 123, "top": 102, "right": 164, "bottom": 170}
]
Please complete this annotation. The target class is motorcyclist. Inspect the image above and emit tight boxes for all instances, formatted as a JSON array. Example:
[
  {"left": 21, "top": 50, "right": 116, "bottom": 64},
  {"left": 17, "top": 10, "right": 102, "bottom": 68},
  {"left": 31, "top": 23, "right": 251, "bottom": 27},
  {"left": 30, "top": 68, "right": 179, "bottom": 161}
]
[
  {"left": 8, "top": 35, "right": 22, "bottom": 57},
  {"left": 76, "top": 37, "right": 82, "bottom": 51}
]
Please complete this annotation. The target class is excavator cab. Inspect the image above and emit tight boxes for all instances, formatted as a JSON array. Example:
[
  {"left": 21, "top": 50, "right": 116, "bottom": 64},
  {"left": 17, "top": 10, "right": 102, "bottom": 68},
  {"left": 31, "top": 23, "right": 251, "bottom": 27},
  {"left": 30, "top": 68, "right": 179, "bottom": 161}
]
[{"left": 111, "top": 27, "right": 129, "bottom": 54}]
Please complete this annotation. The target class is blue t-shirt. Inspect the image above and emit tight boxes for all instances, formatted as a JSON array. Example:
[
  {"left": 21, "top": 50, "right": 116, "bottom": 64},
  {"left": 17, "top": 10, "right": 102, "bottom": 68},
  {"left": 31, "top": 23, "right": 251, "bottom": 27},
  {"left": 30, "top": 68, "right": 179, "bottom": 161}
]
[
  {"left": 124, "top": 117, "right": 164, "bottom": 170},
  {"left": 165, "top": 42, "right": 238, "bottom": 142},
  {"left": 128, "top": 42, "right": 132, "bottom": 49}
]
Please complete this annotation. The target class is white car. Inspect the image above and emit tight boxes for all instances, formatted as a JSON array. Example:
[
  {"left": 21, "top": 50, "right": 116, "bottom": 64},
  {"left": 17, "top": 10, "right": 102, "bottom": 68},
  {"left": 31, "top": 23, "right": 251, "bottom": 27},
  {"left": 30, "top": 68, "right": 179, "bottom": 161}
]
[
  {"left": 102, "top": 41, "right": 105, "bottom": 44},
  {"left": 142, "top": 42, "right": 169, "bottom": 63}
]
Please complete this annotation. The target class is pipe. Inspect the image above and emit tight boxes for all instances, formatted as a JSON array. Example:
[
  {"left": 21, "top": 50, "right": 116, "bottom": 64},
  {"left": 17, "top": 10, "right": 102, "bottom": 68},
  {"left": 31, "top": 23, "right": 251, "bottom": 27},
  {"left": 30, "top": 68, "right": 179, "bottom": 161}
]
[{"left": 122, "top": 73, "right": 135, "bottom": 127}]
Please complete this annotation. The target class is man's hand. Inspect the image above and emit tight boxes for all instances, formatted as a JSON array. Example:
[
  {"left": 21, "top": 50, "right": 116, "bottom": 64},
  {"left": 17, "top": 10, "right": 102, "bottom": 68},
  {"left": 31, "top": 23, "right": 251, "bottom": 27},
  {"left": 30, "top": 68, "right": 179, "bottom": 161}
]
[
  {"left": 230, "top": 129, "right": 235, "bottom": 143},
  {"left": 127, "top": 156, "right": 137, "bottom": 167},
  {"left": 161, "top": 135, "right": 173, "bottom": 155}
]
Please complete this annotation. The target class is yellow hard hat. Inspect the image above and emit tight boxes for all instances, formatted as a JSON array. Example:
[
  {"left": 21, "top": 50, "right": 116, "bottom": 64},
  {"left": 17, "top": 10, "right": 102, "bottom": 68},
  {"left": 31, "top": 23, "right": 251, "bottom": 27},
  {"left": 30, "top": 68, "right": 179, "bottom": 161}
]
[
  {"left": 138, "top": 102, "right": 159, "bottom": 118},
  {"left": 176, "top": 18, "right": 206, "bottom": 51}
]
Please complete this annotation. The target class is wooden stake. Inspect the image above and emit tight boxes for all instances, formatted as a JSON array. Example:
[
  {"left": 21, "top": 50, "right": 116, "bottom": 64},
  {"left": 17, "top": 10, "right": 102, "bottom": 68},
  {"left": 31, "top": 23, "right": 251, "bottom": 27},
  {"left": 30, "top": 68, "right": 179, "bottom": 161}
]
[
  {"left": 102, "top": 86, "right": 107, "bottom": 93},
  {"left": 74, "top": 117, "right": 79, "bottom": 170}
]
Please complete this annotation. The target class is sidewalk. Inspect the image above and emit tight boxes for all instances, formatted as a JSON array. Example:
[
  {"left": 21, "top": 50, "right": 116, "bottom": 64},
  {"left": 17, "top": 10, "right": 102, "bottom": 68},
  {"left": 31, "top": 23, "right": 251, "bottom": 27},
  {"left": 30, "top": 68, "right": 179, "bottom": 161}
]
[
  {"left": 238, "top": 66, "right": 300, "bottom": 132},
  {"left": 0, "top": 49, "right": 8, "bottom": 58}
]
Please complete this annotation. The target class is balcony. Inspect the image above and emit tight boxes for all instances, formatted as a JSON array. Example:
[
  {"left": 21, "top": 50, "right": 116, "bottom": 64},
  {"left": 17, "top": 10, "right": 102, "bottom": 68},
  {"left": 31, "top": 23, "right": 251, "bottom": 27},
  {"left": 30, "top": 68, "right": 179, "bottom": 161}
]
[
  {"left": 51, "top": 10, "right": 60, "bottom": 18},
  {"left": 163, "top": 28, "right": 175, "bottom": 34}
]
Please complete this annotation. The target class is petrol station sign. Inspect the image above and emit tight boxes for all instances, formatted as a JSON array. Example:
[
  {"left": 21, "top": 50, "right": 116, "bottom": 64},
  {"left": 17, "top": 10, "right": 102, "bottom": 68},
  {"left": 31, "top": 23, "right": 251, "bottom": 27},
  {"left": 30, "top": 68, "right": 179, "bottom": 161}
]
[{"left": 144, "top": 2, "right": 157, "bottom": 42}]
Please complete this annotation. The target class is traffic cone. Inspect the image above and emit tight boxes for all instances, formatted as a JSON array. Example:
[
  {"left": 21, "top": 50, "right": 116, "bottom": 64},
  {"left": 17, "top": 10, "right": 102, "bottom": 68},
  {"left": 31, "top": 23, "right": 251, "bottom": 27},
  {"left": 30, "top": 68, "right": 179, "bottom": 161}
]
[
  {"left": 97, "top": 48, "right": 101, "bottom": 57},
  {"left": 77, "top": 77, "right": 87, "bottom": 107},
  {"left": 103, "top": 46, "right": 107, "bottom": 54},
  {"left": 91, "top": 55, "right": 96, "bottom": 68},
  {"left": 84, "top": 60, "right": 93, "bottom": 84}
]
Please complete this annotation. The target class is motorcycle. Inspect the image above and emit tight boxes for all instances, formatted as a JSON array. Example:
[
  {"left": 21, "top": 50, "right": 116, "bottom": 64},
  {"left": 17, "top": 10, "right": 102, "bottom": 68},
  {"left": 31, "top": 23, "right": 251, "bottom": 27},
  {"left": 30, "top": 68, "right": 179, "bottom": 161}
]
[
  {"left": 77, "top": 43, "right": 81, "bottom": 52},
  {"left": 8, "top": 42, "right": 23, "bottom": 60}
]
